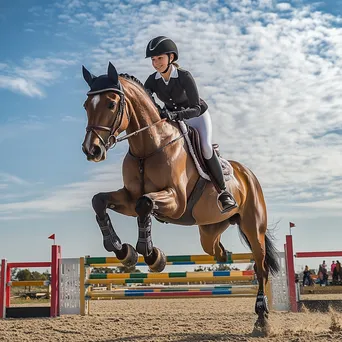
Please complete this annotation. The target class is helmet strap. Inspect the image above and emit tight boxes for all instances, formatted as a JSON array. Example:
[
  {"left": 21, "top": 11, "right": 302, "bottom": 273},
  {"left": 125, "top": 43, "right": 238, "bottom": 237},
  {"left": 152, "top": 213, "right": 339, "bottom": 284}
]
[{"left": 161, "top": 54, "right": 172, "bottom": 74}]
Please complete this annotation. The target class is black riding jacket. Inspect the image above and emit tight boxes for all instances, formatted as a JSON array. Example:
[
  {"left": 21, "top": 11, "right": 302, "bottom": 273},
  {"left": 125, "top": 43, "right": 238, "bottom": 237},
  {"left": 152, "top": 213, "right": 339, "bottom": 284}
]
[{"left": 144, "top": 67, "right": 208, "bottom": 119}]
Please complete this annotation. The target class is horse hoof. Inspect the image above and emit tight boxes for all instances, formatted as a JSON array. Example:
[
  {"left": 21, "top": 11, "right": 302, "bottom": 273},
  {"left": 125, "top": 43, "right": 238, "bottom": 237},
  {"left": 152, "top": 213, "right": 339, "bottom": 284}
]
[
  {"left": 253, "top": 315, "right": 271, "bottom": 337},
  {"left": 145, "top": 247, "right": 166, "bottom": 272},
  {"left": 117, "top": 243, "right": 138, "bottom": 267}
]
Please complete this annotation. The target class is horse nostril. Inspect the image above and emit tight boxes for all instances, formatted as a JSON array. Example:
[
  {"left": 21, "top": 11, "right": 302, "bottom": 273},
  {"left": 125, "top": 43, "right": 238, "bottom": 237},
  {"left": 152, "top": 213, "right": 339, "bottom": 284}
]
[
  {"left": 82, "top": 144, "right": 87, "bottom": 155},
  {"left": 92, "top": 145, "right": 102, "bottom": 158}
]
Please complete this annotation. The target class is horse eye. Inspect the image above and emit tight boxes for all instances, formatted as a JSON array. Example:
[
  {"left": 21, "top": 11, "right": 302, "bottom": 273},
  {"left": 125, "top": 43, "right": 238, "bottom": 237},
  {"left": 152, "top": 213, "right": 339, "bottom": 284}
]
[{"left": 108, "top": 101, "right": 116, "bottom": 110}]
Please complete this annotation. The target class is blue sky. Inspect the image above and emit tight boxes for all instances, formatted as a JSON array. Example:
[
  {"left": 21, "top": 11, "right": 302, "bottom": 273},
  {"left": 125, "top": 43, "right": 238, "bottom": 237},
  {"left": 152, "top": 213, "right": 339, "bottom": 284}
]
[{"left": 1, "top": 0, "right": 342, "bottom": 273}]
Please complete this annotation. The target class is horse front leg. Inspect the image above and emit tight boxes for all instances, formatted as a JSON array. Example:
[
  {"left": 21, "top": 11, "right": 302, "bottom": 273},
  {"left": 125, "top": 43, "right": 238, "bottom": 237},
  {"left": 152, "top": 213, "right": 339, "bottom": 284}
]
[
  {"left": 135, "top": 188, "right": 180, "bottom": 272},
  {"left": 92, "top": 187, "right": 138, "bottom": 267}
]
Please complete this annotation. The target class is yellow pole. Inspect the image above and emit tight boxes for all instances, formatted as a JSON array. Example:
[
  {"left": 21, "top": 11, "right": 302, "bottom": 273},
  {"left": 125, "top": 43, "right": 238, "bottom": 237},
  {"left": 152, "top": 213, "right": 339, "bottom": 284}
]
[{"left": 265, "top": 277, "right": 273, "bottom": 311}]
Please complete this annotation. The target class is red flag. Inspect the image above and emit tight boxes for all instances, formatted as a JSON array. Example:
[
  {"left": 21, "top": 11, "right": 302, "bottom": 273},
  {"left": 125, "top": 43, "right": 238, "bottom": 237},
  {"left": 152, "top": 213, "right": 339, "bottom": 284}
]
[
  {"left": 289, "top": 222, "right": 295, "bottom": 228},
  {"left": 48, "top": 234, "right": 55, "bottom": 240}
]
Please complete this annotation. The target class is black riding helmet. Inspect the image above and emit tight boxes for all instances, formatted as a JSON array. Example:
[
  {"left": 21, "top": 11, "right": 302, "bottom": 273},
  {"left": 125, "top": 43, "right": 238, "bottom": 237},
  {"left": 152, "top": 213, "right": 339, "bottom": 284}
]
[{"left": 145, "top": 36, "right": 178, "bottom": 61}]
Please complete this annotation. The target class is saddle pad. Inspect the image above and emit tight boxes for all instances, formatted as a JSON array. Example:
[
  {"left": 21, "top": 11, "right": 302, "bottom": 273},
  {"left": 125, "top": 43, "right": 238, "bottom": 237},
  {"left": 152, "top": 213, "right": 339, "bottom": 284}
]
[{"left": 178, "top": 121, "right": 234, "bottom": 182}]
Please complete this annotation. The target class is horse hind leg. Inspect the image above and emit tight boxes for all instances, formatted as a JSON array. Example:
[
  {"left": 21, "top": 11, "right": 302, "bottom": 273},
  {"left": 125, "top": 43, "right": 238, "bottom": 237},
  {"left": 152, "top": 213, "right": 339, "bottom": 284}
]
[
  {"left": 198, "top": 219, "right": 231, "bottom": 262},
  {"left": 238, "top": 216, "right": 279, "bottom": 329}
]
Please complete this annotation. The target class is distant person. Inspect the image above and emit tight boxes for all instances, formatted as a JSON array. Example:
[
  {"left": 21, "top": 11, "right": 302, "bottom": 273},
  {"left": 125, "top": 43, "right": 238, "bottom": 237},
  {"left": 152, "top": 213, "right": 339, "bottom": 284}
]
[
  {"left": 331, "top": 261, "right": 336, "bottom": 273},
  {"left": 331, "top": 261, "right": 337, "bottom": 283},
  {"left": 322, "top": 260, "right": 327, "bottom": 270},
  {"left": 334, "top": 261, "right": 342, "bottom": 283},
  {"left": 318, "top": 264, "right": 328, "bottom": 286},
  {"left": 303, "top": 265, "right": 313, "bottom": 286}
]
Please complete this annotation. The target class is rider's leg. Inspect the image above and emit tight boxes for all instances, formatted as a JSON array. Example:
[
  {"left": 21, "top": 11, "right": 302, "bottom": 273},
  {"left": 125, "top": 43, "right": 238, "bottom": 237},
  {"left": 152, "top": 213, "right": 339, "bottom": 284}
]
[{"left": 184, "top": 110, "right": 237, "bottom": 213}]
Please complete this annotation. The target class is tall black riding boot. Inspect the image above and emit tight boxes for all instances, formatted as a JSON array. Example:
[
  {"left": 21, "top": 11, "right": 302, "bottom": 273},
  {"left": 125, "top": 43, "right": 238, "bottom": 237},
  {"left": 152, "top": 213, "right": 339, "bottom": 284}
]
[{"left": 205, "top": 152, "right": 237, "bottom": 213}]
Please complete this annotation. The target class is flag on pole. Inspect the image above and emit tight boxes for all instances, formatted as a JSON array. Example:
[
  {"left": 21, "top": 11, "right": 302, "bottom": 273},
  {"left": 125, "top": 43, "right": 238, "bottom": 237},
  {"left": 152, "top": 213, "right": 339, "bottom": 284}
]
[
  {"left": 289, "top": 222, "right": 296, "bottom": 235},
  {"left": 48, "top": 234, "right": 56, "bottom": 244}
]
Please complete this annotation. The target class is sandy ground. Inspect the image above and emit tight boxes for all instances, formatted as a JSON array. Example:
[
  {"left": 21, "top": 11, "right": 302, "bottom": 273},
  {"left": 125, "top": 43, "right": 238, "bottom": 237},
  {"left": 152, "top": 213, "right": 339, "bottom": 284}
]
[{"left": 1, "top": 296, "right": 342, "bottom": 342}]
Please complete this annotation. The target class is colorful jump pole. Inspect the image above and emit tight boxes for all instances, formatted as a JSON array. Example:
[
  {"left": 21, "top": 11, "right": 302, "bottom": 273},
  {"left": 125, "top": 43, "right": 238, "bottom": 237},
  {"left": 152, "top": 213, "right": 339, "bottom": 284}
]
[{"left": 0, "top": 245, "right": 61, "bottom": 319}]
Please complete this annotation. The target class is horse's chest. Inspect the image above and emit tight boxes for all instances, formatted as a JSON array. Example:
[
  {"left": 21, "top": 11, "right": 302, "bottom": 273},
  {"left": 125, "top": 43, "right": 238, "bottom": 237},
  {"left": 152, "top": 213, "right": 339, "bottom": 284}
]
[{"left": 124, "top": 161, "right": 171, "bottom": 196}]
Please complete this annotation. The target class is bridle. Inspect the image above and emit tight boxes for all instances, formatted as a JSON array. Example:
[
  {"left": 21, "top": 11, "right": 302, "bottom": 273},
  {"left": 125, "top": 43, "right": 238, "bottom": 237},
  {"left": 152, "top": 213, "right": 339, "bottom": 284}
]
[
  {"left": 84, "top": 84, "right": 188, "bottom": 163},
  {"left": 85, "top": 88, "right": 127, "bottom": 150},
  {"left": 85, "top": 87, "right": 170, "bottom": 151}
]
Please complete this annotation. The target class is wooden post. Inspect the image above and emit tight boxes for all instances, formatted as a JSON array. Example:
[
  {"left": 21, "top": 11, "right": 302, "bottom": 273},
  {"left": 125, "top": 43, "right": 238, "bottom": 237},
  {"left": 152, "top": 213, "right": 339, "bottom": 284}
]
[
  {"left": 50, "top": 245, "right": 61, "bottom": 317},
  {"left": 265, "top": 277, "right": 273, "bottom": 311},
  {"left": 285, "top": 235, "right": 297, "bottom": 312},
  {"left": 0, "top": 259, "right": 7, "bottom": 319},
  {"left": 5, "top": 265, "right": 10, "bottom": 308},
  {"left": 80, "top": 257, "right": 86, "bottom": 315}
]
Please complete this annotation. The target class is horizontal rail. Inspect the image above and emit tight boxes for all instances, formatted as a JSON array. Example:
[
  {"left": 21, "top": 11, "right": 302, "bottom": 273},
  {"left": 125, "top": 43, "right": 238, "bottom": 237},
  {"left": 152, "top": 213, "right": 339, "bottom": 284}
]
[
  {"left": 88, "top": 291, "right": 256, "bottom": 299},
  {"left": 85, "top": 253, "right": 254, "bottom": 266},
  {"left": 8, "top": 281, "right": 50, "bottom": 287},
  {"left": 295, "top": 251, "right": 342, "bottom": 258},
  {"left": 86, "top": 275, "right": 255, "bottom": 285},
  {"left": 7, "top": 262, "right": 51, "bottom": 268},
  {"left": 89, "top": 270, "right": 254, "bottom": 280}
]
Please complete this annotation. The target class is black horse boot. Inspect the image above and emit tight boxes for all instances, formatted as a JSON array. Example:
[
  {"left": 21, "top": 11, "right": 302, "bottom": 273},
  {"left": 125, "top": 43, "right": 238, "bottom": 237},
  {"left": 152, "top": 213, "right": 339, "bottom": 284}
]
[{"left": 205, "top": 152, "right": 237, "bottom": 213}]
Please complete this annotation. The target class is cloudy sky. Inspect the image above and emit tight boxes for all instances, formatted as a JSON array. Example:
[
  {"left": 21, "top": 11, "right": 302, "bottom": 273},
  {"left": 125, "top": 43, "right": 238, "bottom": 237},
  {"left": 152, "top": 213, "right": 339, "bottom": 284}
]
[{"left": 1, "top": 0, "right": 341, "bottom": 272}]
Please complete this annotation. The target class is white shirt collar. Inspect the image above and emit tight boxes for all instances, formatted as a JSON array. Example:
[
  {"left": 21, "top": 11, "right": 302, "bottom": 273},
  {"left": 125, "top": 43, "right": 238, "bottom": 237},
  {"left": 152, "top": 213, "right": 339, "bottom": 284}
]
[{"left": 155, "top": 64, "right": 178, "bottom": 84}]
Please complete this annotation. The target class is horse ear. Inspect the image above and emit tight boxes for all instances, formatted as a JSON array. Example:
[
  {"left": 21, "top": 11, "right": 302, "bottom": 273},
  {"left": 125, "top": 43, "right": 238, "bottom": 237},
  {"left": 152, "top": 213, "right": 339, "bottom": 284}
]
[
  {"left": 82, "top": 65, "right": 96, "bottom": 87},
  {"left": 107, "top": 62, "right": 118, "bottom": 84}
]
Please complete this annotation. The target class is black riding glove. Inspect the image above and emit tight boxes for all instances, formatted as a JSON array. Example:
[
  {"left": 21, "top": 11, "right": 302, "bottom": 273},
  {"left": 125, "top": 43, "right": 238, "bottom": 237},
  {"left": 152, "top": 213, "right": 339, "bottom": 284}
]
[{"left": 160, "top": 108, "right": 179, "bottom": 121}]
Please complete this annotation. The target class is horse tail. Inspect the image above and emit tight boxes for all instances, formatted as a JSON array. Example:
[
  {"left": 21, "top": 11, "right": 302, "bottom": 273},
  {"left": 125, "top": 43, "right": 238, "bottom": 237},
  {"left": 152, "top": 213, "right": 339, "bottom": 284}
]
[{"left": 237, "top": 227, "right": 280, "bottom": 276}]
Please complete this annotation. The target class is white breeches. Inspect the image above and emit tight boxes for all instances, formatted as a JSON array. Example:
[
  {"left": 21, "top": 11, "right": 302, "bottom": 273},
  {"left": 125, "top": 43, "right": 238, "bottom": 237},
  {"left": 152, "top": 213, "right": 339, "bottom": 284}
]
[{"left": 184, "top": 110, "right": 213, "bottom": 159}]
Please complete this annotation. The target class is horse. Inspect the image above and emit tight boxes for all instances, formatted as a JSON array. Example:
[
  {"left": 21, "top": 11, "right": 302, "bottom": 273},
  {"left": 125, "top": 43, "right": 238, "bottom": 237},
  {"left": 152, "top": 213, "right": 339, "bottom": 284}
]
[{"left": 81, "top": 62, "right": 279, "bottom": 329}]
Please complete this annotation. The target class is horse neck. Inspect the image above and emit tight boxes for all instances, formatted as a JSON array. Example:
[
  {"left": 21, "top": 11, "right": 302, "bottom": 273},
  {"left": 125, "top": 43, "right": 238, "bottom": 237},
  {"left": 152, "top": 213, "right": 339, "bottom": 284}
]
[{"left": 124, "top": 85, "right": 174, "bottom": 157}]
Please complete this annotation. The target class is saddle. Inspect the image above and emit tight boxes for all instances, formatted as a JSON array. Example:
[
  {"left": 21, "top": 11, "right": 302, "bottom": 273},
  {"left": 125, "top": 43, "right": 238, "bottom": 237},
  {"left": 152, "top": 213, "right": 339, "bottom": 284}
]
[{"left": 178, "top": 121, "right": 234, "bottom": 189}]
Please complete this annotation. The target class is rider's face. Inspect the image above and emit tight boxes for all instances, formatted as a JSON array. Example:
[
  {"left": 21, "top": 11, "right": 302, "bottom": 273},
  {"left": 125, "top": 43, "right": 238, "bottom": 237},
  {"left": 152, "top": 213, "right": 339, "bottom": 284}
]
[{"left": 151, "top": 54, "right": 172, "bottom": 73}]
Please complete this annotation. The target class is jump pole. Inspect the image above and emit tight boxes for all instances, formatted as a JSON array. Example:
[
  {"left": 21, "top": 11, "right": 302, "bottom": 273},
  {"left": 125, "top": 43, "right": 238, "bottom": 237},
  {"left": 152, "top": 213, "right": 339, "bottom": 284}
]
[
  {"left": 285, "top": 234, "right": 342, "bottom": 312},
  {"left": 285, "top": 235, "right": 297, "bottom": 312},
  {"left": 0, "top": 245, "right": 61, "bottom": 319}
]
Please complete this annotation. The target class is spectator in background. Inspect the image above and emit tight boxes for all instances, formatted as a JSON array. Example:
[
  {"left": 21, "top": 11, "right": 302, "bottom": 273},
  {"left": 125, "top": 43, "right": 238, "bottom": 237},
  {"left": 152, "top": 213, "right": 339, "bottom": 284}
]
[
  {"left": 331, "top": 261, "right": 336, "bottom": 273},
  {"left": 331, "top": 261, "right": 337, "bottom": 283},
  {"left": 318, "top": 264, "right": 328, "bottom": 286},
  {"left": 322, "top": 260, "right": 327, "bottom": 271},
  {"left": 334, "top": 261, "right": 342, "bottom": 283},
  {"left": 303, "top": 265, "right": 313, "bottom": 286}
]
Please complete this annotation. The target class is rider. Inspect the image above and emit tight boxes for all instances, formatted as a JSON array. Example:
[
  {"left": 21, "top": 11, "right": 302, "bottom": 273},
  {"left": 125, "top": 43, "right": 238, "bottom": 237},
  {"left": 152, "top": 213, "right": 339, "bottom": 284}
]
[{"left": 144, "top": 36, "right": 237, "bottom": 213}]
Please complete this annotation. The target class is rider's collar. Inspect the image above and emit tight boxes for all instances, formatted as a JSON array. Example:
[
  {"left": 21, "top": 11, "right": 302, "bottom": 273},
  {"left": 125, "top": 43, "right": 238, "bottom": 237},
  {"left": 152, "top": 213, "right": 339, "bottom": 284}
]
[{"left": 155, "top": 64, "right": 178, "bottom": 82}]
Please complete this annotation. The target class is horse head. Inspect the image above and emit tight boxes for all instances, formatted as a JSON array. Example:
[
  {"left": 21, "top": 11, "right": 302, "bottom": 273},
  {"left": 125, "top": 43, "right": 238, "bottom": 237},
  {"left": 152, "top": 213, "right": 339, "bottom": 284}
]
[{"left": 82, "top": 62, "right": 128, "bottom": 162}]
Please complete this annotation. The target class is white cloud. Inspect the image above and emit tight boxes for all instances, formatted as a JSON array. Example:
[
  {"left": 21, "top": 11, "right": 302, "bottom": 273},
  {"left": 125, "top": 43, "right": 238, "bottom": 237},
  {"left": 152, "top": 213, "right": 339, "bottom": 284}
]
[
  {"left": 0, "top": 159, "right": 124, "bottom": 216},
  {"left": 0, "top": 56, "right": 79, "bottom": 97},
  {"left": 0, "top": 173, "right": 30, "bottom": 186},
  {"left": 0, "top": 76, "right": 43, "bottom": 97},
  {"left": 61, "top": 115, "right": 84, "bottom": 122},
  {"left": 276, "top": 3, "right": 292, "bottom": 11}
]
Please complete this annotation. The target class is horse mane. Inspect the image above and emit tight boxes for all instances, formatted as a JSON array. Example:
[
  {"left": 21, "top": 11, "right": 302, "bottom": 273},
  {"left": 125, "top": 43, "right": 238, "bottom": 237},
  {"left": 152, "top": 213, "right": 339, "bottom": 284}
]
[{"left": 119, "top": 73, "right": 161, "bottom": 113}]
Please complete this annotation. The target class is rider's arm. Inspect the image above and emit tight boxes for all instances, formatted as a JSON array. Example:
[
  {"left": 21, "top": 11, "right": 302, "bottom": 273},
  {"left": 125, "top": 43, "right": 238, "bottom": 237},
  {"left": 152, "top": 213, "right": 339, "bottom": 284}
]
[{"left": 173, "top": 71, "right": 201, "bottom": 120}]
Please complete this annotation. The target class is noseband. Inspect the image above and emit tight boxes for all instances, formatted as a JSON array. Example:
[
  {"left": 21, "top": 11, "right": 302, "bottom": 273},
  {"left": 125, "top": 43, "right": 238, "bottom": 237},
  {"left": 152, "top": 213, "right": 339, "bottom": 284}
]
[{"left": 85, "top": 87, "right": 127, "bottom": 150}]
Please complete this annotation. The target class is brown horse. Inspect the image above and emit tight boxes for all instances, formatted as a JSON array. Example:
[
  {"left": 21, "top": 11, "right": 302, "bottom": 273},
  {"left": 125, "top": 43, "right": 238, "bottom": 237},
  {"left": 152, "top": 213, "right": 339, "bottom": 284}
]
[{"left": 81, "top": 62, "right": 279, "bottom": 328}]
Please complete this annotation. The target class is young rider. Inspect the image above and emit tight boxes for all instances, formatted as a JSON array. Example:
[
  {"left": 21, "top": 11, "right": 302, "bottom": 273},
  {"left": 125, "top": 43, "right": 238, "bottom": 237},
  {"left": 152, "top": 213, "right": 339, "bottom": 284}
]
[{"left": 144, "top": 36, "right": 237, "bottom": 213}]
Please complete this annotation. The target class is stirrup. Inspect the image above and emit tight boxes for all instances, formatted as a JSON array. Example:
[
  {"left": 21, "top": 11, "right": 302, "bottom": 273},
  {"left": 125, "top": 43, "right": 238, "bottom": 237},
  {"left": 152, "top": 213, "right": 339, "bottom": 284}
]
[{"left": 218, "top": 191, "right": 237, "bottom": 214}]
